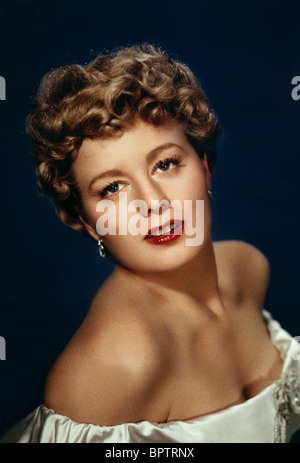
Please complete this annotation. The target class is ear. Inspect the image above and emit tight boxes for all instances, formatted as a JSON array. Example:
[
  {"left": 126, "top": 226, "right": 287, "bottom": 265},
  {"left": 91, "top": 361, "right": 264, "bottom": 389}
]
[
  {"left": 201, "top": 154, "right": 212, "bottom": 191},
  {"left": 79, "top": 214, "right": 99, "bottom": 242}
]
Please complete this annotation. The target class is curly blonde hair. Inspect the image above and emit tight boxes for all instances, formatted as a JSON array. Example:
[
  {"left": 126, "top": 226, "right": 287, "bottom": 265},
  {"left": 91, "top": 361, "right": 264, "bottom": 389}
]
[{"left": 26, "top": 44, "right": 221, "bottom": 235}]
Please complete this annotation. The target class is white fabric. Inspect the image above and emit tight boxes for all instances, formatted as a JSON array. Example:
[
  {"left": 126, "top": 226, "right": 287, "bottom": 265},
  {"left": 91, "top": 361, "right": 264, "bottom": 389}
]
[{"left": 2, "top": 311, "right": 300, "bottom": 443}]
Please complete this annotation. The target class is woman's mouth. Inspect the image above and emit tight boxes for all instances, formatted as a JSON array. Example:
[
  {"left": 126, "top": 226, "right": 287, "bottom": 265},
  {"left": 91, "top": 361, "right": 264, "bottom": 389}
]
[{"left": 144, "top": 220, "right": 184, "bottom": 245}]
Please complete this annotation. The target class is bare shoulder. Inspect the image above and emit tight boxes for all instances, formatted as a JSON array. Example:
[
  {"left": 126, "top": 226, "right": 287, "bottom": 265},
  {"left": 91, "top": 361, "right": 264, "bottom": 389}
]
[
  {"left": 213, "top": 240, "right": 270, "bottom": 307},
  {"left": 213, "top": 240, "right": 270, "bottom": 272},
  {"left": 44, "top": 303, "right": 169, "bottom": 426}
]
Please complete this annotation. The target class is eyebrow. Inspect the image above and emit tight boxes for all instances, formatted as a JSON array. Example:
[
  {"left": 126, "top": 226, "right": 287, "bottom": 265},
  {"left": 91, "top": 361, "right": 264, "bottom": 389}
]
[{"left": 88, "top": 142, "right": 183, "bottom": 192}]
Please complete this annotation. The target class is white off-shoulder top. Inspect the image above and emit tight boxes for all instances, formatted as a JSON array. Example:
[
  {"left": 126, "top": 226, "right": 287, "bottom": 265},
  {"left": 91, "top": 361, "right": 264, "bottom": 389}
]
[{"left": 1, "top": 311, "right": 300, "bottom": 443}]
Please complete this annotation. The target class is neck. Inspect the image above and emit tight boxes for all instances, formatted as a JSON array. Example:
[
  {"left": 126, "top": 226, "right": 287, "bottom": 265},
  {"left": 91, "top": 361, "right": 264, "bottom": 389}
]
[{"left": 116, "top": 238, "right": 225, "bottom": 317}]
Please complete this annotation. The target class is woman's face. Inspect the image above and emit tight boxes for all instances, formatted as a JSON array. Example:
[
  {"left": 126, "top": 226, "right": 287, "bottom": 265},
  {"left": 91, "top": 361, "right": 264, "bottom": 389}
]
[{"left": 73, "top": 118, "right": 212, "bottom": 273}]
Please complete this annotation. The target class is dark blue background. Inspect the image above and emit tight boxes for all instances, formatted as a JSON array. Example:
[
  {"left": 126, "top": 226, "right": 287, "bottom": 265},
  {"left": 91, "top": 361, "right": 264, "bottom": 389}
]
[{"left": 0, "top": 0, "right": 299, "bottom": 439}]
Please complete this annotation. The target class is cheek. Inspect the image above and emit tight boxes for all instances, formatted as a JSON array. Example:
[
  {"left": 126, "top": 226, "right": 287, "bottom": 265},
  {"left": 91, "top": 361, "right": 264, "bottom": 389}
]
[
  {"left": 80, "top": 197, "right": 119, "bottom": 239},
  {"left": 174, "top": 164, "right": 207, "bottom": 201}
]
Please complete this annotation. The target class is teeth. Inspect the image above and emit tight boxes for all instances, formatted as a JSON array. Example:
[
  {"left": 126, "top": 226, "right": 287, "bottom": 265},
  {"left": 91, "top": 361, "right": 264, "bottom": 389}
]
[{"left": 150, "top": 223, "right": 177, "bottom": 237}]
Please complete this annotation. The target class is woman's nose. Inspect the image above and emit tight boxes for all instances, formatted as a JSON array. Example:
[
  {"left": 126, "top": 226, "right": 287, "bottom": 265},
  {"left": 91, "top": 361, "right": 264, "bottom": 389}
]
[{"left": 134, "top": 179, "right": 170, "bottom": 218}]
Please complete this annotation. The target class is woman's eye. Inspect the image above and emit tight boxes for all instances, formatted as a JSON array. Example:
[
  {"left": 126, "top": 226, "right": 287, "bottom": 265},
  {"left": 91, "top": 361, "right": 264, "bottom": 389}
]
[
  {"left": 100, "top": 182, "right": 125, "bottom": 198},
  {"left": 155, "top": 158, "right": 180, "bottom": 173}
]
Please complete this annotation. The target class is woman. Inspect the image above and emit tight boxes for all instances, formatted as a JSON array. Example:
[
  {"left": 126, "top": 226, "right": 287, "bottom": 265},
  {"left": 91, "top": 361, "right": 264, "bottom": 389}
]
[{"left": 2, "top": 44, "right": 300, "bottom": 443}]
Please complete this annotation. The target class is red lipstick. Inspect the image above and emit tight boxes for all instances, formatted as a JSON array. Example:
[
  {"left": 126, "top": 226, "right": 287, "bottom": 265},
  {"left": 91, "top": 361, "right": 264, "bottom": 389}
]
[{"left": 144, "top": 219, "right": 184, "bottom": 245}]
